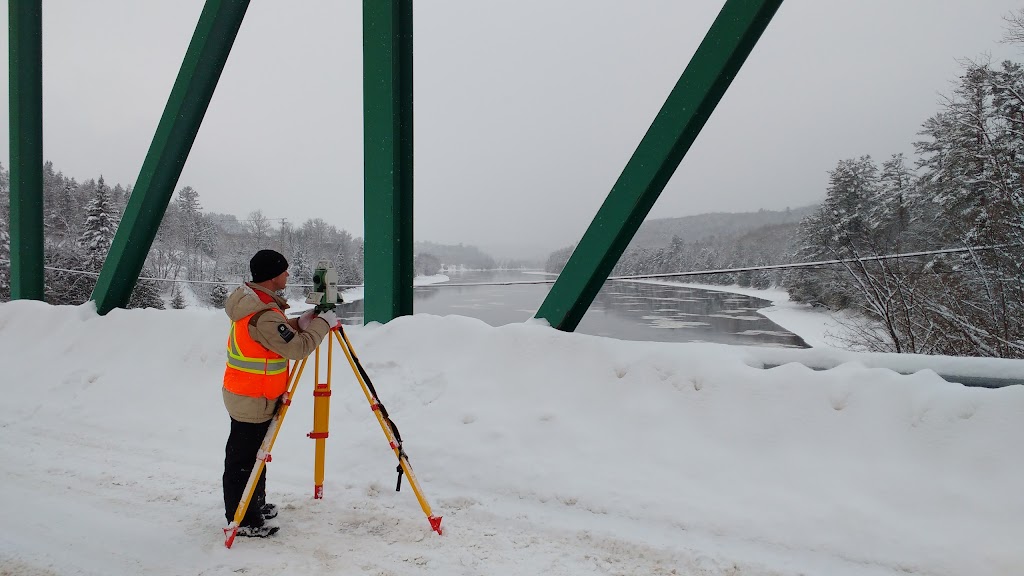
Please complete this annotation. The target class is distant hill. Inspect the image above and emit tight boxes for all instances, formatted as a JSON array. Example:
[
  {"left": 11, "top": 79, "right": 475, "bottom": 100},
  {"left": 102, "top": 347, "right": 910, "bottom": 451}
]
[
  {"left": 547, "top": 205, "right": 820, "bottom": 277},
  {"left": 414, "top": 241, "right": 496, "bottom": 270},
  {"left": 628, "top": 205, "right": 817, "bottom": 249}
]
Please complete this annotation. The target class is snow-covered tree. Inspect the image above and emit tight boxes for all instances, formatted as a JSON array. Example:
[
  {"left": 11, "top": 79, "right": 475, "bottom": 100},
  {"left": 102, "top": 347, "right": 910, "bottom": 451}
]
[
  {"left": 414, "top": 252, "right": 442, "bottom": 277},
  {"left": 0, "top": 217, "right": 9, "bottom": 302},
  {"left": 78, "top": 176, "right": 117, "bottom": 272},
  {"left": 50, "top": 179, "right": 80, "bottom": 240},
  {"left": 246, "top": 210, "right": 272, "bottom": 247},
  {"left": 43, "top": 244, "right": 92, "bottom": 305},
  {"left": 335, "top": 231, "right": 363, "bottom": 286},
  {"left": 176, "top": 186, "right": 213, "bottom": 281},
  {"left": 545, "top": 245, "right": 575, "bottom": 274},
  {"left": 209, "top": 277, "right": 229, "bottom": 308},
  {"left": 170, "top": 284, "right": 186, "bottom": 309},
  {"left": 0, "top": 162, "right": 9, "bottom": 301},
  {"left": 289, "top": 249, "right": 313, "bottom": 298},
  {"left": 128, "top": 270, "right": 165, "bottom": 310},
  {"left": 786, "top": 49, "right": 1024, "bottom": 357}
]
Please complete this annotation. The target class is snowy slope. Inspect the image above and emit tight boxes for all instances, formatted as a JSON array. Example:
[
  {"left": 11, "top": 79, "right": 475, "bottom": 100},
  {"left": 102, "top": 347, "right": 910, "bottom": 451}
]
[{"left": 1, "top": 299, "right": 1022, "bottom": 575}]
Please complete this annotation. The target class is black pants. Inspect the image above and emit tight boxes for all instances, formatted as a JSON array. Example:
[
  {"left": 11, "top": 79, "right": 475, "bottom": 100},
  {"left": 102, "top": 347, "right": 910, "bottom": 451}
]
[{"left": 223, "top": 417, "right": 271, "bottom": 526}]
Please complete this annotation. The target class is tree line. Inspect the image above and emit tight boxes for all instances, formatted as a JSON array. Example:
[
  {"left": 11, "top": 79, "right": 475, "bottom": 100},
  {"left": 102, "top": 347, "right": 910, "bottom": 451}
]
[
  {"left": 546, "top": 215, "right": 800, "bottom": 291},
  {"left": 0, "top": 163, "right": 366, "bottom": 308},
  {"left": 788, "top": 66, "right": 1022, "bottom": 357},
  {"left": 787, "top": 13, "right": 1024, "bottom": 358},
  {"left": 0, "top": 164, "right": 511, "bottom": 309}
]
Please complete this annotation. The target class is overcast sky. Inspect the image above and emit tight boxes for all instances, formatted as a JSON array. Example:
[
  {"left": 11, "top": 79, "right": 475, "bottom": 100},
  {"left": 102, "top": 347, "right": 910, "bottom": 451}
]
[{"left": 2, "top": 1, "right": 1022, "bottom": 259}]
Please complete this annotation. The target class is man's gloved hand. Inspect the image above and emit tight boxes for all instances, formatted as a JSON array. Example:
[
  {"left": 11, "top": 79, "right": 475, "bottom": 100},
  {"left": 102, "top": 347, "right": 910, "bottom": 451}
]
[
  {"left": 318, "top": 310, "right": 340, "bottom": 331},
  {"left": 297, "top": 310, "right": 317, "bottom": 331}
]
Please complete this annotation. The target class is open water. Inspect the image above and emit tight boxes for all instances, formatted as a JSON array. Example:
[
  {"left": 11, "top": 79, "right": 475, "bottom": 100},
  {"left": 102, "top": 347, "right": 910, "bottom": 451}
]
[{"left": 337, "top": 270, "right": 807, "bottom": 348}]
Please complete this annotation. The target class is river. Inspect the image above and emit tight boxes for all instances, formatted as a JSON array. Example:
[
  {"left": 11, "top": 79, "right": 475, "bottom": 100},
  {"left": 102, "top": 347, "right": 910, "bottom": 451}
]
[{"left": 337, "top": 270, "right": 807, "bottom": 348}]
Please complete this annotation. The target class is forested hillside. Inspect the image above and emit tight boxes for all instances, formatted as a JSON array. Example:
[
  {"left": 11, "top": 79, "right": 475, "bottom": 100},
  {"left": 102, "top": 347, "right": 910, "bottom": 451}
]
[
  {"left": 627, "top": 206, "right": 815, "bottom": 250},
  {"left": 0, "top": 164, "right": 495, "bottom": 307},
  {"left": 546, "top": 209, "right": 804, "bottom": 290}
]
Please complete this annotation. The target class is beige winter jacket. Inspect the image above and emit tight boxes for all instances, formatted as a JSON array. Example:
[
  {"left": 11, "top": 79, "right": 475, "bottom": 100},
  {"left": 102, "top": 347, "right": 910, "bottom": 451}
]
[{"left": 222, "top": 282, "right": 331, "bottom": 423}]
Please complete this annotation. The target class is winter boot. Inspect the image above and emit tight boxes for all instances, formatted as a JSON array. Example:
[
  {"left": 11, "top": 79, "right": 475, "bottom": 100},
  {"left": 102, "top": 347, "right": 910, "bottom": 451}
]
[
  {"left": 260, "top": 502, "right": 278, "bottom": 520},
  {"left": 236, "top": 519, "right": 280, "bottom": 538}
]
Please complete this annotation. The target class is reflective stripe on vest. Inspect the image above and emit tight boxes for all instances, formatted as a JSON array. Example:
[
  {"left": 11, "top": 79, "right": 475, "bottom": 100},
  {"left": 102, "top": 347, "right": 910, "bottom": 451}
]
[
  {"left": 226, "top": 322, "right": 288, "bottom": 375},
  {"left": 223, "top": 309, "right": 289, "bottom": 399}
]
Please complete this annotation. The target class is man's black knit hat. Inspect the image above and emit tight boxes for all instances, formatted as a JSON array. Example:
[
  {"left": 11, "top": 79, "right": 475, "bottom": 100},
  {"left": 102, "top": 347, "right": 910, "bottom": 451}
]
[{"left": 250, "top": 249, "right": 289, "bottom": 283}]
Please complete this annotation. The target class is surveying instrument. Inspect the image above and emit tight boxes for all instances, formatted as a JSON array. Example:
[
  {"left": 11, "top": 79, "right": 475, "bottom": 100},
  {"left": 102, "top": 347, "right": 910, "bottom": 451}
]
[{"left": 224, "top": 260, "right": 443, "bottom": 548}]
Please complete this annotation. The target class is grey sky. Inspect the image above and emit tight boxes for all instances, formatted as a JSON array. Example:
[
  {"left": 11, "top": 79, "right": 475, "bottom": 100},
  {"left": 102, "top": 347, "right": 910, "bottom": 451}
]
[{"left": 2, "top": 1, "right": 1021, "bottom": 260}]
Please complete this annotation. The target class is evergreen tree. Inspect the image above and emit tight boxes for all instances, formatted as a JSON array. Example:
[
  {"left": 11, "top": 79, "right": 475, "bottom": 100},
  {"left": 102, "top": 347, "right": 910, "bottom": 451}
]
[
  {"left": 111, "top": 184, "right": 128, "bottom": 213},
  {"left": 0, "top": 162, "right": 9, "bottom": 301},
  {"left": 210, "top": 277, "right": 229, "bottom": 308},
  {"left": 176, "top": 186, "right": 206, "bottom": 280},
  {"left": 128, "top": 270, "right": 165, "bottom": 310},
  {"left": 51, "top": 179, "right": 80, "bottom": 240},
  {"left": 289, "top": 249, "right": 313, "bottom": 298},
  {"left": 43, "top": 243, "right": 93, "bottom": 305},
  {"left": 78, "top": 176, "right": 117, "bottom": 272},
  {"left": 545, "top": 245, "right": 575, "bottom": 274},
  {"left": 170, "top": 284, "right": 186, "bottom": 309},
  {"left": 0, "top": 218, "right": 9, "bottom": 301},
  {"left": 871, "top": 154, "right": 916, "bottom": 250},
  {"left": 414, "top": 252, "right": 442, "bottom": 277}
]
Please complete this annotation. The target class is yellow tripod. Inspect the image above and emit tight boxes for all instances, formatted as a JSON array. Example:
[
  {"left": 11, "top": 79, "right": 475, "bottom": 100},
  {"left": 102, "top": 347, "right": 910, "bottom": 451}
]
[{"left": 224, "top": 325, "right": 442, "bottom": 548}]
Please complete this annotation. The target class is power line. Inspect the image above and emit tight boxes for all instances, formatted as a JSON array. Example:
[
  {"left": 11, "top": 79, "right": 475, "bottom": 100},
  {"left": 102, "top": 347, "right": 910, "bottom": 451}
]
[
  {"left": 0, "top": 243, "right": 1017, "bottom": 290},
  {"left": 426, "top": 243, "right": 1020, "bottom": 286},
  {"left": 221, "top": 218, "right": 288, "bottom": 223},
  {"left": 608, "top": 243, "right": 1020, "bottom": 281}
]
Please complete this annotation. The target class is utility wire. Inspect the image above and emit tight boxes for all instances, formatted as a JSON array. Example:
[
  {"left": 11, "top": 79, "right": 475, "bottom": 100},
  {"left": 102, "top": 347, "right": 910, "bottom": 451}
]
[
  {"left": 609, "top": 243, "right": 1020, "bottom": 281},
  {"left": 421, "top": 243, "right": 1019, "bottom": 286},
  {"left": 0, "top": 243, "right": 1017, "bottom": 289}
]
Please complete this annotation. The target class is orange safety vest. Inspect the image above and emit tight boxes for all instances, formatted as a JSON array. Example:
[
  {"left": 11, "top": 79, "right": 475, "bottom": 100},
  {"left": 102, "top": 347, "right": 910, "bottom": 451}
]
[{"left": 223, "top": 309, "right": 289, "bottom": 399}]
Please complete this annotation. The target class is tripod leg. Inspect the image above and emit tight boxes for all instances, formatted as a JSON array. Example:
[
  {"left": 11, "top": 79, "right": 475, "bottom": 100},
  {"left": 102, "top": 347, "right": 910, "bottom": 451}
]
[
  {"left": 310, "top": 338, "right": 332, "bottom": 498},
  {"left": 333, "top": 329, "right": 443, "bottom": 535},
  {"left": 224, "top": 355, "right": 309, "bottom": 548}
]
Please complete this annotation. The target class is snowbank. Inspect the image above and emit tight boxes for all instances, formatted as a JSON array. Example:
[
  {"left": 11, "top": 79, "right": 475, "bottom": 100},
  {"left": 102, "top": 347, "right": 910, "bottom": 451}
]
[{"left": 1, "top": 300, "right": 1022, "bottom": 575}]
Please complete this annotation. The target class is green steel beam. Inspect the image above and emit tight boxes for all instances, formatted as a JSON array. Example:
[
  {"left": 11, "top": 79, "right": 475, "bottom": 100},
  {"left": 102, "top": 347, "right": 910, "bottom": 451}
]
[
  {"left": 535, "top": 0, "right": 784, "bottom": 332},
  {"left": 91, "top": 0, "right": 249, "bottom": 314},
  {"left": 363, "top": 0, "right": 414, "bottom": 324},
  {"left": 8, "top": 0, "right": 44, "bottom": 300}
]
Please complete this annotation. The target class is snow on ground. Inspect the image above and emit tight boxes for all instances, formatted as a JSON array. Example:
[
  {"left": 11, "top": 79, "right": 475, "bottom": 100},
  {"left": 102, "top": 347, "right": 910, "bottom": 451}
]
[{"left": 1, "top": 291, "right": 1023, "bottom": 575}]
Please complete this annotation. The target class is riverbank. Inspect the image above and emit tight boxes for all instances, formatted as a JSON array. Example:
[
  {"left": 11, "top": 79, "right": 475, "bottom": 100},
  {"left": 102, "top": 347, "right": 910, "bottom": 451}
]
[
  {"left": 283, "top": 274, "right": 451, "bottom": 310},
  {"left": 626, "top": 279, "right": 852, "bottom": 349},
  {"left": 625, "top": 279, "right": 1024, "bottom": 387},
  {"left": 337, "top": 274, "right": 450, "bottom": 305}
]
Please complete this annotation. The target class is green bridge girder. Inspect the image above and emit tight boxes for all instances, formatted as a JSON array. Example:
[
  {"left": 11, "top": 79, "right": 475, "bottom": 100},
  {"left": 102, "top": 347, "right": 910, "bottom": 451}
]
[
  {"left": 91, "top": 0, "right": 250, "bottom": 315},
  {"left": 534, "top": 0, "right": 784, "bottom": 331},
  {"left": 7, "top": 0, "right": 44, "bottom": 301},
  {"left": 7, "top": 1, "right": 783, "bottom": 331},
  {"left": 363, "top": 0, "right": 415, "bottom": 324}
]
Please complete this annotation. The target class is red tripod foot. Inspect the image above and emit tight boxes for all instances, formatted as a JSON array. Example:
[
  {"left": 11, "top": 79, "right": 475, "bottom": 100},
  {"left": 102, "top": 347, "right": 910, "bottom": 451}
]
[{"left": 223, "top": 525, "right": 238, "bottom": 548}]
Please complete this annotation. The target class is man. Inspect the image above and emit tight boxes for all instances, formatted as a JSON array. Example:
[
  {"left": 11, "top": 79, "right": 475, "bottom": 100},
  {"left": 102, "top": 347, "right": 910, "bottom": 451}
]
[{"left": 222, "top": 249, "right": 338, "bottom": 537}]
